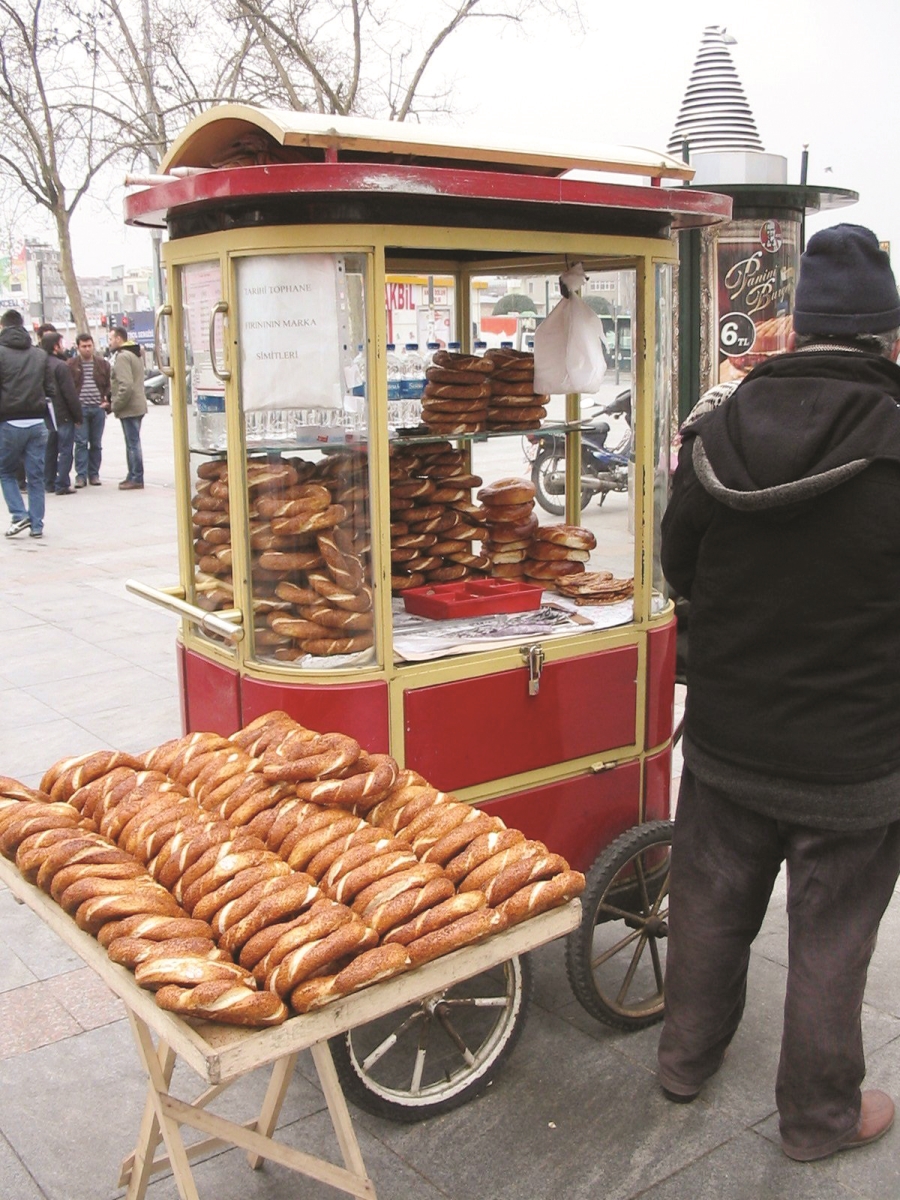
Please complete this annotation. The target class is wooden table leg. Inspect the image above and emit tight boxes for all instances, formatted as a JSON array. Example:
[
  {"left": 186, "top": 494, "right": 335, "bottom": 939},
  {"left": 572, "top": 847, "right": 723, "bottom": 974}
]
[
  {"left": 247, "top": 1051, "right": 298, "bottom": 1169},
  {"left": 121, "top": 1036, "right": 177, "bottom": 1200},
  {"left": 310, "top": 1041, "right": 369, "bottom": 1181},
  {"left": 126, "top": 1010, "right": 202, "bottom": 1200}
]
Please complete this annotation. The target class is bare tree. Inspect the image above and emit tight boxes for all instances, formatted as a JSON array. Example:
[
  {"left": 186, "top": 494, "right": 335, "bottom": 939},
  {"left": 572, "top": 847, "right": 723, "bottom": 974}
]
[
  {"left": 0, "top": 0, "right": 125, "bottom": 332},
  {"left": 226, "top": 0, "right": 583, "bottom": 120}
]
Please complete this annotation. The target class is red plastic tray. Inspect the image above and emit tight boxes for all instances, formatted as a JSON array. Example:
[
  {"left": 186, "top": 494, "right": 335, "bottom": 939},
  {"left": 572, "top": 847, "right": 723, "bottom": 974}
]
[{"left": 402, "top": 578, "right": 544, "bottom": 619}]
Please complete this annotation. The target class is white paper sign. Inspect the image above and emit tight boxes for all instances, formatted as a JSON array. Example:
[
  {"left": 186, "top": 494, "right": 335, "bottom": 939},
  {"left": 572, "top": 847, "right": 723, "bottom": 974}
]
[{"left": 237, "top": 254, "right": 342, "bottom": 412}]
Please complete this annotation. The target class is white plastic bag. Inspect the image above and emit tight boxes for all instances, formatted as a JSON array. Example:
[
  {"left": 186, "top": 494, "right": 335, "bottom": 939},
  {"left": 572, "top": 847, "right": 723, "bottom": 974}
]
[{"left": 534, "top": 263, "right": 608, "bottom": 395}]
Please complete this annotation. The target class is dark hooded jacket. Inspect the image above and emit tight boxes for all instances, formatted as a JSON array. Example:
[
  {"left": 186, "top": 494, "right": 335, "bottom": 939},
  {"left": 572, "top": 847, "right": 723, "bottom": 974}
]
[
  {"left": 0, "top": 325, "right": 56, "bottom": 422},
  {"left": 662, "top": 348, "right": 900, "bottom": 800}
]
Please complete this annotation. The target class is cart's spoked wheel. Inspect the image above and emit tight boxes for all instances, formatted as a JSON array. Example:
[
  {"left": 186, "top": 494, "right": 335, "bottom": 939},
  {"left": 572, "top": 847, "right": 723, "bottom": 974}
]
[
  {"left": 329, "top": 956, "right": 532, "bottom": 1122},
  {"left": 565, "top": 821, "right": 673, "bottom": 1030}
]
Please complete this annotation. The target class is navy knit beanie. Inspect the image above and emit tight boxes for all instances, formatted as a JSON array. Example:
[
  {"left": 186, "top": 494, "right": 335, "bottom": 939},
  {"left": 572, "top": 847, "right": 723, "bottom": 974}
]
[{"left": 793, "top": 224, "right": 900, "bottom": 336}]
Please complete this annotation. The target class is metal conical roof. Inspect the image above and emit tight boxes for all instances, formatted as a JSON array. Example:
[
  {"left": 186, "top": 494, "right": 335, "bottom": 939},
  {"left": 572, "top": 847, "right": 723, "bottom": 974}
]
[{"left": 668, "top": 26, "right": 764, "bottom": 156}]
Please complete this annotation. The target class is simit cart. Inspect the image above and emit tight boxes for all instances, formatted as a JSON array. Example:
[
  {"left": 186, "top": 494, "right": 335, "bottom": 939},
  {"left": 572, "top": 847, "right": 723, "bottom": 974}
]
[{"left": 124, "top": 107, "right": 731, "bottom": 1120}]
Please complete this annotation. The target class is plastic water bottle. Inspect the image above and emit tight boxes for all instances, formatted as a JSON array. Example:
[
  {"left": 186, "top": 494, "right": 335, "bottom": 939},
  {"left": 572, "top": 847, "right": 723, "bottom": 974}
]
[
  {"left": 386, "top": 344, "right": 402, "bottom": 403},
  {"left": 449, "top": 341, "right": 461, "bottom": 352},
  {"left": 351, "top": 343, "right": 366, "bottom": 398},
  {"left": 473, "top": 339, "right": 488, "bottom": 356},
  {"left": 423, "top": 342, "right": 441, "bottom": 372},
  {"left": 501, "top": 340, "right": 514, "bottom": 350},
  {"left": 195, "top": 392, "right": 227, "bottom": 451},
  {"left": 401, "top": 343, "right": 425, "bottom": 400}
]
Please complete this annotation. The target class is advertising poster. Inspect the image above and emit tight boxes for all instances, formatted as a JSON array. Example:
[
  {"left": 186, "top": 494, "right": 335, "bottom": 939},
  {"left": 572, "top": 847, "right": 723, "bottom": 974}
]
[
  {"left": 236, "top": 254, "right": 342, "bottom": 412},
  {"left": 716, "top": 216, "right": 800, "bottom": 383}
]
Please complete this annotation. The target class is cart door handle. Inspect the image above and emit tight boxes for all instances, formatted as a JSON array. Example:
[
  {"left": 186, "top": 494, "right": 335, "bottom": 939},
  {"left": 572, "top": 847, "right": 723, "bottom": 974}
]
[
  {"left": 208, "top": 300, "right": 231, "bottom": 381},
  {"left": 154, "top": 304, "right": 174, "bottom": 378},
  {"left": 521, "top": 643, "right": 545, "bottom": 696},
  {"left": 126, "top": 579, "right": 244, "bottom": 643}
]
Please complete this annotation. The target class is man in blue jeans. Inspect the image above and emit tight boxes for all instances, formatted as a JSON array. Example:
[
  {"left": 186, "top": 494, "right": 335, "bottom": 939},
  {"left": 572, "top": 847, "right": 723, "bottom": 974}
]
[
  {"left": 70, "top": 333, "right": 111, "bottom": 486},
  {"left": 108, "top": 325, "right": 146, "bottom": 490},
  {"left": 0, "top": 310, "right": 56, "bottom": 539}
]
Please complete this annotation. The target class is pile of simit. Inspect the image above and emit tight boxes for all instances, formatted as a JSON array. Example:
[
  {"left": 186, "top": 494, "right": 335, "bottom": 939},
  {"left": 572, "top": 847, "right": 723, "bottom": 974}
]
[{"left": 0, "top": 711, "right": 583, "bottom": 1027}]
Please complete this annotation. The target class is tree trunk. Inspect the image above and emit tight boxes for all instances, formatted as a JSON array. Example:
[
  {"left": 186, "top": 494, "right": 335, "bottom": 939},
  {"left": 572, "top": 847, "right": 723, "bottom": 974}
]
[{"left": 53, "top": 204, "right": 89, "bottom": 337}]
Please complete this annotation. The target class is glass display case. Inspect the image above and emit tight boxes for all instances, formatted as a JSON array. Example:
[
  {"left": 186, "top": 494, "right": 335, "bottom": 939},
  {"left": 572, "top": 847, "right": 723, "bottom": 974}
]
[{"left": 129, "top": 106, "right": 730, "bottom": 870}]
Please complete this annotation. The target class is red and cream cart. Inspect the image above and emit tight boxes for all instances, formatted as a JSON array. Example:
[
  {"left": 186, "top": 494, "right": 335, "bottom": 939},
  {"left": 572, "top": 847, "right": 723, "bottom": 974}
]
[{"left": 123, "top": 106, "right": 731, "bottom": 1119}]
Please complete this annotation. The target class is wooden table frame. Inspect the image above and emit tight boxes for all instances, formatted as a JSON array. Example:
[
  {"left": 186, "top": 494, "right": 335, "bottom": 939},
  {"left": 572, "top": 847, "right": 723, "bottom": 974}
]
[{"left": 0, "top": 856, "right": 579, "bottom": 1199}]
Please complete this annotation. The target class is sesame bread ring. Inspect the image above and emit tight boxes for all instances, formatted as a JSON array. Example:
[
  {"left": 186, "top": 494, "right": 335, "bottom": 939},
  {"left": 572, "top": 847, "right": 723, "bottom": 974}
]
[
  {"left": 268, "top": 616, "right": 333, "bottom": 641},
  {"left": 204, "top": 772, "right": 267, "bottom": 819},
  {"left": 227, "top": 785, "right": 293, "bottom": 830},
  {"left": 320, "top": 836, "right": 398, "bottom": 891},
  {"left": 406, "top": 908, "right": 497, "bottom": 966},
  {"left": 76, "top": 769, "right": 140, "bottom": 823},
  {"left": 458, "top": 839, "right": 547, "bottom": 893},
  {"left": 154, "top": 980, "right": 288, "bottom": 1027},
  {"left": 400, "top": 800, "right": 474, "bottom": 849},
  {"left": 477, "top": 477, "right": 536, "bottom": 506},
  {"left": 272, "top": 582, "right": 319, "bottom": 608},
  {"left": 328, "top": 942, "right": 411, "bottom": 993},
  {"left": 154, "top": 824, "right": 232, "bottom": 892},
  {"left": 270, "top": 505, "right": 346, "bottom": 537},
  {"left": 367, "top": 785, "right": 438, "bottom": 831},
  {"left": 286, "top": 975, "right": 343, "bottom": 1012},
  {"left": 481, "top": 501, "right": 536, "bottom": 524},
  {"left": 353, "top": 863, "right": 446, "bottom": 919},
  {"left": 297, "top": 605, "right": 374, "bottom": 632},
  {"left": 530, "top": 542, "right": 592, "bottom": 562},
  {"left": 284, "top": 816, "right": 365, "bottom": 873},
  {"left": 238, "top": 900, "right": 337, "bottom": 972},
  {"left": 421, "top": 420, "right": 486, "bottom": 436},
  {"left": 391, "top": 478, "right": 436, "bottom": 500},
  {"left": 28, "top": 837, "right": 127, "bottom": 890},
  {"left": 390, "top": 573, "right": 425, "bottom": 592},
  {"left": 448, "top": 552, "right": 490, "bottom": 571},
  {"left": 262, "top": 732, "right": 361, "bottom": 783},
  {"left": 317, "top": 532, "right": 365, "bottom": 591},
  {"left": 430, "top": 487, "right": 471, "bottom": 504},
  {"left": 430, "top": 351, "right": 493, "bottom": 374},
  {"left": 330, "top": 850, "right": 419, "bottom": 906},
  {"left": 481, "top": 853, "right": 570, "bottom": 907},
  {"left": 75, "top": 887, "right": 185, "bottom": 936},
  {"left": 246, "top": 462, "right": 300, "bottom": 492},
  {"left": 421, "top": 812, "right": 507, "bottom": 866},
  {"left": 97, "top": 915, "right": 213, "bottom": 948},
  {"left": 306, "top": 826, "right": 389, "bottom": 882},
  {"left": 255, "top": 485, "right": 332, "bottom": 519},
  {"left": 444, "top": 828, "right": 527, "bottom": 884},
  {"left": 523, "top": 560, "right": 586, "bottom": 580},
  {"left": 494, "top": 869, "right": 585, "bottom": 927},
  {"left": 306, "top": 573, "right": 373, "bottom": 613},
  {"left": 404, "top": 504, "right": 447, "bottom": 525},
  {"left": 425, "top": 367, "right": 490, "bottom": 386},
  {"left": 489, "top": 547, "right": 527, "bottom": 564},
  {"left": 489, "top": 378, "right": 537, "bottom": 395},
  {"left": 532, "top": 523, "right": 597, "bottom": 550},
  {"left": 264, "top": 800, "right": 321, "bottom": 854},
  {"left": 486, "top": 406, "right": 547, "bottom": 423},
  {"left": 365, "top": 877, "right": 456, "bottom": 936},
  {"left": 383, "top": 891, "right": 488, "bottom": 945},
  {"left": 491, "top": 561, "right": 528, "bottom": 579},
  {"left": 423, "top": 381, "right": 492, "bottom": 400},
  {"left": 404, "top": 555, "right": 443, "bottom": 576},
  {"left": 134, "top": 952, "right": 253, "bottom": 992},
  {"left": 108, "top": 935, "right": 225, "bottom": 971},
  {"left": 275, "top": 806, "right": 357, "bottom": 857},
  {"left": 13, "top": 828, "right": 96, "bottom": 880},
  {"left": 379, "top": 789, "right": 449, "bottom": 834},
  {"left": 218, "top": 878, "right": 321, "bottom": 954},
  {"left": 391, "top": 546, "right": 419, "bottom": 564},
  {"left": 48, "top": 862, "right": 148, "bottom": 906},
  {"left": 424, "top": 565, "right": 470, "bottom": 583},
  {"left": 174, "top": 835, "right": 265, "bottom": 903},
  {"left": 291, "top": 753, "right": 398, "bottom": 810},
  {"left": 266, "top": 921, "right": 377, "bottom": 998},
  {"left": 196, "top": 459, "right": 227, "bottom": 480},
  {"left": 183, "top": 855, "right": 289, "bottom": 918},
  {"left": 257, "top": 550, "right": 325, "bottom": 573},
  {"left": 252, "top": 903, "right": 354, "bottom": 980},
  {"left": 0, "top": 804, "right": 82, "bottom": 858},
  {"left": 46, "top": 750, "right": 145, "bottom": 803}
]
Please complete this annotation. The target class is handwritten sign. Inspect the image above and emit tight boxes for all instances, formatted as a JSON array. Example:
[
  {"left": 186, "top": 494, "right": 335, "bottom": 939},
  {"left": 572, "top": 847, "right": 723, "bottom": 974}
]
[{"left": 236, "top": 254, "right": 342, "bottom": 411}]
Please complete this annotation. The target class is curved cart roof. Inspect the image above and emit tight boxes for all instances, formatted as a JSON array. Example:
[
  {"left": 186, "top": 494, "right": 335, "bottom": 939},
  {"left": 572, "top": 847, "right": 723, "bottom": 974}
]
[{"left": 127, "top": 105, "right": 732, "bottom": 237}]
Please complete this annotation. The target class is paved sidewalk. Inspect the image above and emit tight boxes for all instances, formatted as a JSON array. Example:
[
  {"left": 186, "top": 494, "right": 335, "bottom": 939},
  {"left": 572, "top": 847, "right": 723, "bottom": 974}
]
[{"left": 1, "top": 406, "right": 899, "bottom": 1199}]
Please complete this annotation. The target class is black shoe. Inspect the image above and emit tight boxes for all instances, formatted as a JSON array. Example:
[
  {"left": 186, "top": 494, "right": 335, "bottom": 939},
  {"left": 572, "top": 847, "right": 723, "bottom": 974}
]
[
  {"left": 75, "top": 476, "right": 87, "bottom": 488},
  {"left": 89, "top": 477, "right": 101, "bottom": 486},
  {"left": 29, "top": 530, "right": 43, "bottom": 539},
  {"left": 55, "top": 487, "right": 76, "bottom": 495},
  {"left": 661, "top": 1087, "right": 700, "bottom": 1104}
]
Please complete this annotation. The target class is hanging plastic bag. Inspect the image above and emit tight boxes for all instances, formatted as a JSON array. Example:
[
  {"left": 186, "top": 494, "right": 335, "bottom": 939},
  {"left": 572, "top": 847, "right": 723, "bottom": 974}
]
[{"left": 534, "top": 263, "right": 608, "bottom": 395}]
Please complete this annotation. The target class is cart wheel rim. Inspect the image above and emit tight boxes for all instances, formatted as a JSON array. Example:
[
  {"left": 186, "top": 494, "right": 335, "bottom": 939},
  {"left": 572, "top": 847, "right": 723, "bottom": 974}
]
[{"left": 337, "top": 957, "right": 528, "bottom": 1111}]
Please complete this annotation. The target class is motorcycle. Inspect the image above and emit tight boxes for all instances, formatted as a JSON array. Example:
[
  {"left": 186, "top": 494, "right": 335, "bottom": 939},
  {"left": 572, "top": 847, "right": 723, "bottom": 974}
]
[
  {"left": 525, "top": 389, "right": 632, "bottom": 516},
  {"left": 144, "top": 372, "right": 169, "bottom": 405}
]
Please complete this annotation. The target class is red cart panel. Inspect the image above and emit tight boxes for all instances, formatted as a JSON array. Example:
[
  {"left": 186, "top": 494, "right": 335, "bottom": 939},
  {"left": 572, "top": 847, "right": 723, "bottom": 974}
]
[
  {"left": 404, "top": 645, "right": 638, "bottom": 792},
  {"left": 480, "top": 760, "right": 642, "bottom": 872},
  {"left": 645, "top": 618, "right": 677, "bottom": 749},
  {"left": 240, "top": 677, "right": 390, "bottom": 753},
  {"left": 181, "top": 647, "right": 241, "bottom": 736}
]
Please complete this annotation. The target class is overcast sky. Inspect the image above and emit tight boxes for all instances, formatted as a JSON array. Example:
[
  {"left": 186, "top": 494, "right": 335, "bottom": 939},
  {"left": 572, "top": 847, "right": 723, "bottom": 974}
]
[{"left": 69, "top": 0, "right": 899, "bottom": 276}]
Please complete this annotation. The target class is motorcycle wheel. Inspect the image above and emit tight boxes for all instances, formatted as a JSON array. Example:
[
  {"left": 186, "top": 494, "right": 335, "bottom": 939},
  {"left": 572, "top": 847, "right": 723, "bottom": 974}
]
[
  {"left": 531, "top": 448, "right": 592, "bottom": 516},
  {"left": 147, "top": 389, "right": 167, "bottom": 406}
]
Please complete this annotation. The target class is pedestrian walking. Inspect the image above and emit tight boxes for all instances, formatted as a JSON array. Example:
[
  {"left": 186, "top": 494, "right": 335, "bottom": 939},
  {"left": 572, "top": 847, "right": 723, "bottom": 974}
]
[
  {"left": 108, "top": 325, "right": 146, "bottom": 490},
  {"left": 41, "top": 332, "right": 82, "bottom": 495},
  {"left": 0, "top": 309, "right": 56, "bottom": 539},
  {"left": 658, "top": 224, "right": 900, "bottom": 1161},
  {"left": 69, "top": 333, "right": 111, "bottom": 486}
]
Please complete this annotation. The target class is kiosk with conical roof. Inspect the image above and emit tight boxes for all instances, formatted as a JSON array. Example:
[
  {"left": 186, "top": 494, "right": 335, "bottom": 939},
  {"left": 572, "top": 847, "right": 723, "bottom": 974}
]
[{"left": 673, "top": 26, "right": 857, "bottom": 417}]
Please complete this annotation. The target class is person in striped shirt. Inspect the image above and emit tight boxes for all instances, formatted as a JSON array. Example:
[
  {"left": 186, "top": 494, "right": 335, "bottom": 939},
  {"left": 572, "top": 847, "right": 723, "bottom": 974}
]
[{"left": 69, "top": 334, "right": 111, "bottom": 486}]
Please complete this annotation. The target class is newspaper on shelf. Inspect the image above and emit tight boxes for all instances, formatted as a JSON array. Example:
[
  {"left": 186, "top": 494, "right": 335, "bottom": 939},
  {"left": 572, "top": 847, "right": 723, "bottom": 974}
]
[{"left": 391, "top": 592, "right": 658, "bottom": 662}]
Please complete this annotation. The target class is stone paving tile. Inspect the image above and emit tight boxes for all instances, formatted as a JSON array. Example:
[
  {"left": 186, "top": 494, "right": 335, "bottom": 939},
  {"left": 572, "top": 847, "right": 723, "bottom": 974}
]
[
  {"left": 0, "top": 1131, "right": 44, "bottom": 1200},
  {"left": 0, "top": 980, "right": 82, "bottom": 1059},
  {"left": 0, "top": 888, "right": 83, "bottom": 980},
  {"left": 43, "top": 967, "right": 126, "bottom": 1031},
  {"left": 0, "top": 717, "right": 114, "bottom": 784},
  {"left": 0, "top": 942, "right": 38, "bottom": 994}
]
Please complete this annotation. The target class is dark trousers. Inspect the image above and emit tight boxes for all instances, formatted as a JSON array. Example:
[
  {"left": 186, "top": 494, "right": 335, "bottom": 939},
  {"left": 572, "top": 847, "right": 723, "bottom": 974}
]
[
  {"left": 120, "top": 415, "right": 143, "bottom": 484},
  {"left": 45, "top": 421, "right": 76, "bottom": 491},
  {"left": 658, "top": 767, "right": 900, "bottom": 1158}
]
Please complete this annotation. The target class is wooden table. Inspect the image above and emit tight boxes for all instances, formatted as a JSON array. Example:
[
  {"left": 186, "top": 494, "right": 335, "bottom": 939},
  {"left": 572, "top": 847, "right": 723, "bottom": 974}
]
[{"left": 0, "top": 856, "right": 579, "bottom": 1200}]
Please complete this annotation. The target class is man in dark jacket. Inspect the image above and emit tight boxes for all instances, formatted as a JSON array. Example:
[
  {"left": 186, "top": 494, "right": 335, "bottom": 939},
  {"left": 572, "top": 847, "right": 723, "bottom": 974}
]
[
  {"left": 658, "top": 225, "right": 900, "bottom": 1161},
  {"left": 0, "top": 309, "right": 56, "bottom": 538},
  {"left": 69, "top": 333, "right": 111, "bottom": 487},
  {"left": 41, "top": 332, "right": 82, "bottom": 495}
]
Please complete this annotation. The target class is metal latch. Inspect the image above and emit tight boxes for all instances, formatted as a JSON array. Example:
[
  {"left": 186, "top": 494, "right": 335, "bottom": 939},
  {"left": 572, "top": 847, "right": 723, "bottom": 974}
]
[{"left": 521, "top": 643, "right": 545, "bottom": 696}]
